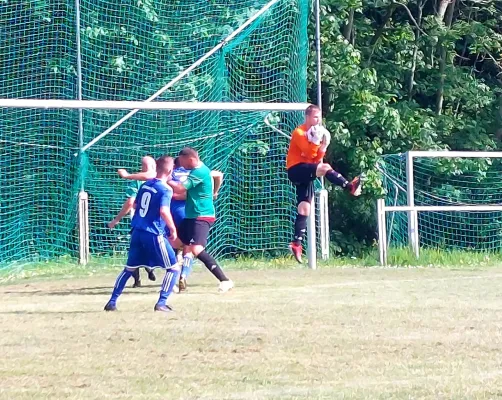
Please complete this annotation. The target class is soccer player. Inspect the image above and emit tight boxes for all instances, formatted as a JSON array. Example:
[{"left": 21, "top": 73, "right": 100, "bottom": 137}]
[
  {"left": 108, "top": 156, "right": 157, "bottom": 286},
  {"left": 170, "top": 157, "right": 192, "bottom": 292},
  {"left": 287, "top": 104, "right": 362, "bottom": 263},
  {"left": 104, "top": 155, "right": 179, "bottom": 312},
  {"left": 168, "top": 147, "right": 233, "bottom": 293},
  {"left": 121, "top": 155, "right": 222, "bottom": 293}
]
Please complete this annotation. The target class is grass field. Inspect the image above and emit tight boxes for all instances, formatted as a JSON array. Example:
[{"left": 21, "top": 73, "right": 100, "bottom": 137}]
[{"left": 2, "top": 264, "right": 502, "bottom": 399}]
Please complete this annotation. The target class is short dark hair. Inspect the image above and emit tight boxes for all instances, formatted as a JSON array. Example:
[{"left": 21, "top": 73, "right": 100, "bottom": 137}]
[
  {"left": 174, "top": 157, "right": 181, "bottom": 168},
  {"left": 156, "top": 155, "right": 174, "bottom": 174},
  {"left": 178, "top": 147, "right": 199, "bottom": 159},
  {"left": 305, "top": 104, "right": 321, "bottom": 116}
]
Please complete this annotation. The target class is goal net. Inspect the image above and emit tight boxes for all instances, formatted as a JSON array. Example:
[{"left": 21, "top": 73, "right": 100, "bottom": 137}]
[
  {"left": 0, "top": 0, "right": 310, "bottom": 268},
  {"left": 377, "top": 152, "right": 502, "bottom": 264}
]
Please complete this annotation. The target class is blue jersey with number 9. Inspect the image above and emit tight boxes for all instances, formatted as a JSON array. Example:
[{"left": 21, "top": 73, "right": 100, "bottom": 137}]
[{"left": 131, "top": 178, "right": 173, "bottom": 236}]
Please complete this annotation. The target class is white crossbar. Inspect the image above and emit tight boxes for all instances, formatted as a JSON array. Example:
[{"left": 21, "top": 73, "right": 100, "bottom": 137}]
[
  {"left": 384, "top": 205, "right": 502, "bottom": 212},
  {"left": 409, "top": 151, "right": 502, "bottom": 158},
  {"left": 0, "top": 99, "right": 310, "bottom": 111}
]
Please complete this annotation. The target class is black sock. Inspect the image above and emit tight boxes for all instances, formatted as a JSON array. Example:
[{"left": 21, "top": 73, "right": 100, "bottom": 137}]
[
  {"left": 326, "top": 169, "right": 349, "bottom": 188},
  {"left": 132, "top": 268, "right": 140, "bottom": 284},
  {"left": 197, "top": 250, "right": 229, "bottom": 282},
  {"left": 293, "top": 214, "right": 308, "bottom": 245}
]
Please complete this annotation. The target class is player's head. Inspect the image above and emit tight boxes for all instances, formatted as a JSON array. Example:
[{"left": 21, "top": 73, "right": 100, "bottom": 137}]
[
  {"left": 141, "top": 156, "right": 156, "bottom": 172},
  {"left": 155, "top": 155, "right": 174, "bottom": 180},
  {"left": 178, "top": 147, "right": 199, "bottom": 170},
  {"left": 305, "top": 104, "right": 322, "bottom": 128},
  {"left": 174, "top": 157, "right": 181, "bottom": 169}
]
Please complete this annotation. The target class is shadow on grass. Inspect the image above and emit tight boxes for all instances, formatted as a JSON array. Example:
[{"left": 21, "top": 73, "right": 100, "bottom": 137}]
[
  {"left": 0, "top": 310, "right": 99, "bottom": 315},
  {"left": 2, "top": 283, "right": 209, "bottom": 296}
]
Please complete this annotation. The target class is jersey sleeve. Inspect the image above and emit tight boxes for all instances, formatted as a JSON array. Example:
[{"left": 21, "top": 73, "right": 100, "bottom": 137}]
[
  {"left": 183, "top": 173, "right": 202, "bottom": 190},
  {"left": 160, "top": 188, "right": 173, "bottom": 208},
  {"left": 125, "top": 181, "right": 141, "bottom": 199},
  {"left": 291, "top": 129, "right": 320, "bottom": 160}
]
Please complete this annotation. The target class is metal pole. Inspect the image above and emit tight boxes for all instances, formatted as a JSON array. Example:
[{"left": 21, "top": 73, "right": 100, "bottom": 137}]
[
  {"left": 313, "top": 0, "right": 331, "bottom": 262},
  {"left": 405, "top": 152, "right": 419, "bottom": 258},
  {"left": 75, "top": 0, "right": 84, "bottom": 173},
  {"left": 377, "top": 198, "right": 388, "bottom": 266},
  {"left": 307, "top": 0, "right": 323, "bottom": 269},
  {"left": 307, "top": 196, "right": 317, "bottom": 270},
  {"left": 315, "top": 0, "right": 322, "bottom": 114},
  {"left": 75, "top": 0, "right": 89, "bottom": 265}
]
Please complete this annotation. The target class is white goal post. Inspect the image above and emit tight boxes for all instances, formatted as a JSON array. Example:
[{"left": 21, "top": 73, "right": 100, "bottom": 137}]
[
  {"left": 377, "top": 151, "right": 502, "bottom": 266},
  {"left": 0, "top": 98, "right": 329, "bottom": 268}
]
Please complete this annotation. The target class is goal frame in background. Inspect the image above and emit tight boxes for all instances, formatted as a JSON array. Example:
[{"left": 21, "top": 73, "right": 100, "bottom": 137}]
[
  {"left": 0, "top": 99, "right": 327, "bottom": 267},
  {"left": 377, "top": 151, "right": 502, "bottom": 266},
  {"left": 0, "top": 0, "right": 330, "bottom": 269}
]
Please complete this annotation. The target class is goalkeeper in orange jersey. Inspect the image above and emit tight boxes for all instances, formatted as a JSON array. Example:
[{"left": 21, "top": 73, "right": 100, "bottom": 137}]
[{"left": 286, "top": 104, "right": 362, "bottom": 263}]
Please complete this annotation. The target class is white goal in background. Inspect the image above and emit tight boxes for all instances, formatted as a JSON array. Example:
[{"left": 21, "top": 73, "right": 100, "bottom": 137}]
[{"left": 377, "top": 151, "right": 502, "bottom": 266}]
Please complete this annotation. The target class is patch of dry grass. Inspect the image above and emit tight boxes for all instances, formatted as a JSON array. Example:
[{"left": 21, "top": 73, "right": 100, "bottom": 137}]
[{"left": 1, "top": 267, "right": 502, "bottom": 399}]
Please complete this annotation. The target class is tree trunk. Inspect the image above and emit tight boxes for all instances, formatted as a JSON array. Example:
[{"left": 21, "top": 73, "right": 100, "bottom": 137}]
[
  {"left": 367, "top": 4, "right": 397, "bottom": 64},
  {"left": 369, "top": 4, "right": 397, "bottom": 46},
  {"left": 436, "top": 0, "right": 451, "bottom": 21},
  {"left": 343, "top": 8, "right": 354, "bottom": 42},
  {"left": 435, "top": 0, "right": 456, "bottom": 115},
  {"left": 408, "top": 0, "right": 426, "bottom": 100}
]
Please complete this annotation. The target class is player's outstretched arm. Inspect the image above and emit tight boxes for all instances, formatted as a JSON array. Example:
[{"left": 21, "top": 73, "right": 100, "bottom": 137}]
[
  {"left": 167, "top": 180, "right": 187, "bottom": 195},
  {"left": 160, "top": 206, "right": 177, "bottom": 242},
  {"left": 117, "top": 169, "right": 156, "bottom": 181},
  {"left": 211, "top": 170, "right": 223, "bottom": 198},
  {"left": 108, "top": 198, "right": 135, "bottom": 229}
]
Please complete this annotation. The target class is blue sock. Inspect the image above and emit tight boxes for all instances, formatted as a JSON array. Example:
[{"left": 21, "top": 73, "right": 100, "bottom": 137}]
[
  {"left": 109, "top": 268, "right": 133, "bottom": 305},
  {"left": 157, "top": 269, "right": 179, "bottom": 306},
  {"left": 181, "top": 254, "right": 193, "bottom": 279}
]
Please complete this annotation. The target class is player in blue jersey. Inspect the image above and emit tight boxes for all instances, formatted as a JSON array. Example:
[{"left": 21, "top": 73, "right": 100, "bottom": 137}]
[
  {"left": 120, "top": 156, "right": 223, "bottom": 293},
  {"left": 171, "top": 157, "right": 190, "bottom": 229},
  {"left": 108, "top": 156, "right": 157, "bottom": 287},
  {"left": 104, "top": 155, "right": 179, "bottom": 313}
]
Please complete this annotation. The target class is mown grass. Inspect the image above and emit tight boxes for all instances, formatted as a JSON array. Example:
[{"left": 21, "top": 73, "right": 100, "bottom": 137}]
[
  {"left": 2, "top": 266, "right": 502, "bottom": 399},
  {"left": 3, "top": 246, "right": 502, "bottom": 286}
]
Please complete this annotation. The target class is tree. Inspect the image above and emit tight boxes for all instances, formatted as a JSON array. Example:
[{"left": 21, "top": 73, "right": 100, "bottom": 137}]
[{"left": 308, "top": 0, "right": 502, "bottom": 255}]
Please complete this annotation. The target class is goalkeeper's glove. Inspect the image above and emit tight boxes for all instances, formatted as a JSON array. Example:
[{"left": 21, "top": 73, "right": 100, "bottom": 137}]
[
  {"left": 319, "top": 127, "right": 331, "bottom": 152},
  {"left": 306, "top": 125, "right": 331, "bottom": 151}
]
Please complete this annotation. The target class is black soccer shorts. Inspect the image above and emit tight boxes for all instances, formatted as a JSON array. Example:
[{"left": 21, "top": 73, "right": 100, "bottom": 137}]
[
  {"left": 287, "top": 163, "right": 318, "bottom": 205},
  {"left": 178, "top": 218, "right": 214, "bottom": 247}
]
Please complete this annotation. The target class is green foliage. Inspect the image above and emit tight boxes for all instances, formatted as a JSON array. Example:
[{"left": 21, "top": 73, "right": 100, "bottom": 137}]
[{"left": 309, "top": 0, "right": 502, "bottom": 255}]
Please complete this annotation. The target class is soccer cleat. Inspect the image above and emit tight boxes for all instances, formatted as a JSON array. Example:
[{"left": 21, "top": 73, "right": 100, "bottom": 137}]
[
  {"left": 146, "top": 268, "right": 156, "bottom": 282},
  {"left": 104, "top": 302, "right": 117, "bottom": 312},
  {"left": 179, "top": 276, "right": 187, "bottom": 292},
  {"left": 132, "top": 280, "right": 142, "bottom": 288},
  {"left": 289, "top": 242, "right": 303, "bottom": 264},
  {"left": 348, "top": 176, "right": 362, "bottom": 197},
  {"left": 154, "top": 304, "right": 173, "bottom": 312},
  {"left": 218, "top": 280, "right": 234, "bottom": 293}
]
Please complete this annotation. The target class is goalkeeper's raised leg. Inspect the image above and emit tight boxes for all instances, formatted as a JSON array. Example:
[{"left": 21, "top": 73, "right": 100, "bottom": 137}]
[{"left": 286, "top": 104, "right": 362, "bottom": 264}]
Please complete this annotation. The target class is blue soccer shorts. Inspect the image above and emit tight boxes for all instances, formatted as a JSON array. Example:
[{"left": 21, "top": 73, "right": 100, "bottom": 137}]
[
  {"left": 170, "top": 203, "right": 186, "bottom": 230},
  {"left": 126, "top": 229, "right": 177, "bottom": 269}
]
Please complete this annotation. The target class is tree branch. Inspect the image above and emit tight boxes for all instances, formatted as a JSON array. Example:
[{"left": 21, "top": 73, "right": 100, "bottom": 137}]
[{"left": 393, "top": 1, "right": 428, "bottom": 36}]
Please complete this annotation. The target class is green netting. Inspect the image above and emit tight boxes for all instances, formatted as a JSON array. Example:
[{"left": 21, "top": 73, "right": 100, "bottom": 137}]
[
  {"left": 379, "top": 154, "right": 502, "bottom": 252},
  {"left": 0, "top": 0, "right": 309, "bottom": 268}
]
